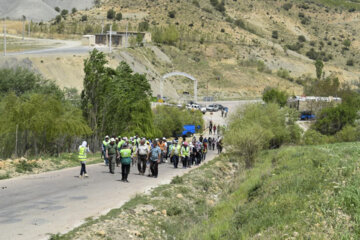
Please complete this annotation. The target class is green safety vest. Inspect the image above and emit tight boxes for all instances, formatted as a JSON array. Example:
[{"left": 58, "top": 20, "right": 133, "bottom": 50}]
[
  {"left": 120, "top": 148, "right": 132, "bottom": 165},
  {"left": 103, "top": 140, "right": 109, "bottom": 147},
  {"left": 181, "top": 146, "right": 190, "bottom": 157},
  {"left": 118, "top": 140, "right": 125, "bottom": 149},
  {"left": 79, "top": 146, "right": 87, "bottom": 161}
]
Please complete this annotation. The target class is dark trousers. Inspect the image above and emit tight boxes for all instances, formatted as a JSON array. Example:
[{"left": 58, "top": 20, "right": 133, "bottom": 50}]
[
  {"left": 138, "top": 155, "right": 147, "bottom": 174},
  {"left": 196, "top": 153, "right": 202, "bottom": 165},
  {"left": 108, "top": 154, "right": 116, "bottom": 174},
  {"left": 203, "top": 152, "right": 207, "bottom": 160},
  {"left": 150, "top": 161, "right": 158, "bottom": 177},
  {"left": 172, "top": 155, "right": 179, "bottom": 168},
  {"left": 190, "top": 154, "right": 195, "bottom": 165},
  {"left": 212, "top": 144, "right": 215, "bottom": 150},
  {"left": 218, "top": 146, "right": 223, "bottom": 154},
  {"left": 121, "top": 164, "right": 130, "bottom": 180},
  {"left": 80, "top": 162, "right": 86, "bottom": 175}
]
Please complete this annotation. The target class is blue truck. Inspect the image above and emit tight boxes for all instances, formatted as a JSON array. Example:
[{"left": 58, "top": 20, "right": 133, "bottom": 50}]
[{"left": 300, "top": 111, "right": 315, "bottom": 120}]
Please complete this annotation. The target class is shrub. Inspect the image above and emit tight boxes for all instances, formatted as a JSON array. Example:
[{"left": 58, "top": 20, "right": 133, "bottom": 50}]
[
  {"left": 107, "top": 9, "right": 116, "bottom": 19},
  {"left": 343, "top": 39, "right": 351, "bottom": 48},
  {"left": 315, "top": 104, "right": 357, "bottom": 135},
  {"left": 272, "top": 30, "right": 278, "bottom": 39},
  {"left": 72, "top": 8, "right": 77, "bottom": 14},
  {"left": 168, "top": 10, "right": 176, "bottom": 18},
  {"left": 334, "top": 125, "right": 359, "bottom": 142},
  {"left": 225, "top": 104, "right": 299, "bottom": 168},
  {"left": 55, "top": 6, "right": 60, "bottom": 12},
  {"left": 277, "top": 68, "right": 292, "bottom": 81},
  {"left": 346, "top": 59, "right": 354, "bottom": 66},
  {"left": 234, "top": 19, "right": 245, "bottom": 28},
  {"left": 81, "top": 15, "right": 88, "bottom": 22},
  {"left": 138, "top": 21, "right": 149, "bottom": 31},
  {"left": 192, "top": 0, "right": 200, "bottom": 7},
  {"left": 286, "top": 42, "right": 304, "bottom": 52},
  {"left": 60, "top": 9, "right": 68, "bottom": 17},
  {"left": 115, "top": 12, "right": 122, "bottom": 21},
  {"left": 262, "top": 88, "right": 288, "bottom": 107},
  {"left": 298, "top": 35, "right": 306, "bottom": 42},
  {"left": 302, "top": 129, "right": 328, "bottom": 145},
  {"left": 282, "top": 3, "right": 293, "bottom": 11}
]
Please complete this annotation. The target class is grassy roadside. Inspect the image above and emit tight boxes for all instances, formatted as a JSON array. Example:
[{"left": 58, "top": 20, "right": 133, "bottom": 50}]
[
  {"left": 52, "top": 142, "right": 360, "bottom": 240},
  {"left": 0, "top": 152, "right": 102, "bottom": 180}
]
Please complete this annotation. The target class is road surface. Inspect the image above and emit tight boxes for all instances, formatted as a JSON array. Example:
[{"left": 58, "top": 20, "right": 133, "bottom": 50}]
[{"left": 0, "top": 101, "right": 252, "bottom": 240}]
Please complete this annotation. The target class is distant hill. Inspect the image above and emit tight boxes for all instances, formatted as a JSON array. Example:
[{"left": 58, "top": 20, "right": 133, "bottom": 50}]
[{"left": 0, "top": 0, "right": 93, "bottom": 21}]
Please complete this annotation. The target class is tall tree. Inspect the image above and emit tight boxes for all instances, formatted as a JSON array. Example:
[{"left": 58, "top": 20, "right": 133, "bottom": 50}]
[{"left": 315, "top": 59, "right": 324, "bottom": 80}]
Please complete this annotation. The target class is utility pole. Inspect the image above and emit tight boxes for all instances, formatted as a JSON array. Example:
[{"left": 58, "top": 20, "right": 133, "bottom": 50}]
[
  {"left": 22, "top": 16, "right": 26, "bottom": 40},
  {"left": 125, "top": 21, "right": 128, "bottom": 48},
  {"left": 101, "top": 18, "right": 104, "bottom": 34},
  {"left": 3, "top": 20, "right": 6, "bottom": 57},
  {"left": 28, "top": 20, "right": 30, "bottom": 37},
  {"left": 109, "top": 25, "right": 112, "bottom": 53}
]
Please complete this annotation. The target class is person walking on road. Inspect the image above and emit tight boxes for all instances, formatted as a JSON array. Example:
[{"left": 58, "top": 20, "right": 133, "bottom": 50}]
[
  {"left": 149, "top": 141, "right": 161, "bottom": 178},
  {"left": 158, "top": 139, "right": 167, "bottom": 164},
  {"left": 79, "top": 141, "right": 90, "bottom": 178},
  {"left": 212, "top": 138, "right": 216, "bottom": 150},
  {"left": 137, "top": 139, "right": 149, "bottom": 175},
  {"left": 181, "top": 142, "right": 190, "bottom": 168},
  {"left": 218, "top": 138, "right": 223, "bottom": 154},
  {"left": 170, "top": 140, "right": 181, "bottom": 168},
  {"left": 203, "top": 141, "right": 208, "bottom": 161},
  {"left": 106, "top": 138, "right": 119, "bottom": 174},
  {"left": 213, "top": 125, "right": 217, "bottom": 135},
  {"left": 102, "top": 136, "right": 110, "bottom": 166},
  {"left": 120, "top": 143, "right": 132, "bottom": 182}
]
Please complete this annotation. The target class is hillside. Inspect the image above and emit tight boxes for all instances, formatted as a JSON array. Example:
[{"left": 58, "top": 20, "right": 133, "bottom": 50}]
[
  {"left": 0, "top": 0, "right": 93, "bottom": 21},
  {"left": 3, "top": 0, "right": 360, "bottom": 99}
]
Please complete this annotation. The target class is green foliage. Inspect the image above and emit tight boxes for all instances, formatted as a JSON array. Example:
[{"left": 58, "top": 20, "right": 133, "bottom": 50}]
[
  {"left": 55, "top": 15, "right": 62, "bottom": 24},
  {"left": 71, "top": 8, "right": 77, "bottom": 14},
  {"left": 225, "top": 104, "right": 299, "bottom": 168},
  {"left": 346, "top": 59, "right": 354, "bottom": 66},
  {"left": 343, "top": 39, "right": 351, "bottom": 48},
  {"left": 272, "top": 30, "right": 278, "bottom": 39},
  {"left": 302, "top": 129, "right": 328, "bottom": 145},
  {"left": 54, "top": 6, "right": 60, "bottom": 12},
  {"left": 152, "top": 25, "right": 180, "bottom": 45},
  {"left": 314, "top": 104, "right": 357, "bottom": 135},
  {"left": 192, "top": 0, "right": 200, "bottom": 7},
  {"left": 334, "top": 125, "right": 360, "bottom": 142},
  {"left": 82, "top": 50, "right": 157, "bottom": 144},
  {"left": 277, "top": 68, "right": 293, "bottom": 81},
  {"left": 298, "top": 35, "right": 306, "bottom": 42},
  {"left": 115, "top": 12, "right": 122, "bottom": 21},
  {"left": 262, "top": 88, "right": 289, "bottom": 107},
  {"left": 304, "top": 76, "right": 340, "bottom": 96},
  {"left": 168, "top": 10, "right": 176, "bottom": 18},
  {"left": 153, "top": 105, "right": 204, "bottom": 137},
  {"left": 282, "top": 3, "right": 293, "bottom": 10},
  {"left": 138, "top": 21, "right": 149, "bottom": 31},
  {"left": 60, "top": 9, "right": 68, "bottom": 18},
  {"left": 15, "top": 160, "right": 40, "bottom": 173},
  {"left": 81, "top": 15, "right": 88, "bottom": 22},
  {"left": 315, "top": 59, "right": 324, "bottom": 79},
  {"left": 107, "top": 9, "right": 116, "bottom": 19}
]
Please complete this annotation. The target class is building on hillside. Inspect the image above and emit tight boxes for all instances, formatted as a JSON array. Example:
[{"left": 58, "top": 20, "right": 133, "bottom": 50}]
[
  {"left": 287, "top": 96, "right": 342, "bottom": 117},
  {"left": 81, "top": 35, "right": 96, "bottom": 46},
  {"left": 84, "top": 31, "right": 151, "bottom": 47}
]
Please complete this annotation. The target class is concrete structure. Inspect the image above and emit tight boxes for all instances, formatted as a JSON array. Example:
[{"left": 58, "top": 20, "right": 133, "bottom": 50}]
[
  {"left": 162, "top": 72, "right": 198, "bottom": 103},
  {"left": 93, "top": 31, "right": 151, "bottom": 48},
  {"left": 288, "top": 96, "right": 342, "bottom": 113},
  {"left": 81, "top": 35, "right": 95, "bottom": 46}
]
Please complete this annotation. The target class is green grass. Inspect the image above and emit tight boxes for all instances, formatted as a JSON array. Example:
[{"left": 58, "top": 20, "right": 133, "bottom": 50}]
[{"left": 183, "top": 142, "right": 360, "bottom": 239}]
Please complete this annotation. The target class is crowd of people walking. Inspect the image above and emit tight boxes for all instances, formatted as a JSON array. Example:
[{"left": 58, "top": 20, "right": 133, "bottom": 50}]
[{"left": 78, "top": 129, "right": 223, "bottom": 182}]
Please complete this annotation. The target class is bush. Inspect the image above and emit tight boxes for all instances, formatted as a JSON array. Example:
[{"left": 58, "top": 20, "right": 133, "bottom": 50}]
[
  {"left": 81, "top": 15, "right": 88, "bottom": 22},
  {"left": 152, "top": 25, "right": 180, "bottom": 45},
  {"left": 272, "top": 30, "right": 278, "bottom": 39},
  {"left": 315, "top": 104, "right": 357, "bottom": 135},
  {"left": 60, "top": 9, "right": 68, "bottom": 17},
  {"left": 55, "top": 6, "right": 60, "bottom": 12},
  {"left": 286, "top": 42, "right": 304, "bottom": 52},
  {"left": 277, "top": 68, "right": 293, "bottom": 81},
  {"left": 262, "top": 88, "right": 289, "bottom": 107},
  {"left": 138, "top": 21, "right": 149, "bottom": 31},
  {"left": 107, "top": 9, "right": 116, "bottom": 19},
  {"left": 282, "top": 3, "right": 293, "bottom": 11},
  {"left": 115, "top": 12, "right": 122, "bottom": 21},
  {"left": 302, "top": 129, "right": 328, "bottom": 145},
  {"left": 298, "top": 35, "right": 306, "bottom": 42},
  {"left": 334, "top": 125, "right": 359, "bottom": 142},
  {"left": 168, "top": 10, "right": 176, "bottom": 18},
  {"left": 346, "top": 59, "right": 354, "bottom": 66},
  {"left": 192, "top": 0, "right": 200, "bottom": 7},
  {"left": 72, "top": 8, "right": 77, "bottom": 14},
  {"left": 225, "top": 104, "right": 299, "bottom": 168}
]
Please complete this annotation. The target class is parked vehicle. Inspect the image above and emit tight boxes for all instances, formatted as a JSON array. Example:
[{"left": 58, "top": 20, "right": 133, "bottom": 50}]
[
  {"left": 206, "top": 104, "right": 215, "bottom": 112},
  {"left": 200, "top": 106, "right": 207, "bottom": 114},
  {"left": 182, "top": 125, "right": 196, "bottom": 137},
  {"left": 300, "top": 111, "right": 315, "bottom": 120}
]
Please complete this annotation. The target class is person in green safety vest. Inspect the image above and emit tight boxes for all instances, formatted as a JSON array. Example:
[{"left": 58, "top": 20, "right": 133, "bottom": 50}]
[
  {"left": 170, "top": 140, "right": 181, "bottom": 168},
  {"left": 106, "top": 138, "right": 119, "bottom": 174},
  {"left": 102, "top": 136, "right": 110, "bottom": 166},
  {"left": 120, "top": 143, "right": 132, "bottom": 182},
  {"left": 79, "top": 141, "right": 91, "bottom": 178},
  {"left": 181, "top": 142, "right": 190, "bottom": 169}
]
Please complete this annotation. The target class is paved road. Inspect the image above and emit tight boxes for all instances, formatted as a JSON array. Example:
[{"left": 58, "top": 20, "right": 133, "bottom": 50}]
[
  {"left": 0, "top": 152, "right": 220, "bottom": 240},
  {"left": 0, "top": 101, "right": 252, "bottom": 240}
]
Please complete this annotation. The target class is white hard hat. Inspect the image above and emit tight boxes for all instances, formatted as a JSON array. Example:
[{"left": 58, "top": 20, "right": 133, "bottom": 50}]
[
  {"left": 110, "top": 138, "right": 115, "bottom": 142},
  {"left": 105, "top": 135, "right": 109, "bottom": 139}
]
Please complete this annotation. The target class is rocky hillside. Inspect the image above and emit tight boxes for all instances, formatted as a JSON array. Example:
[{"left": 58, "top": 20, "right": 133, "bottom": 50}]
[{"left": 4, "top": 0, "right": 360, "bottom": 99}]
